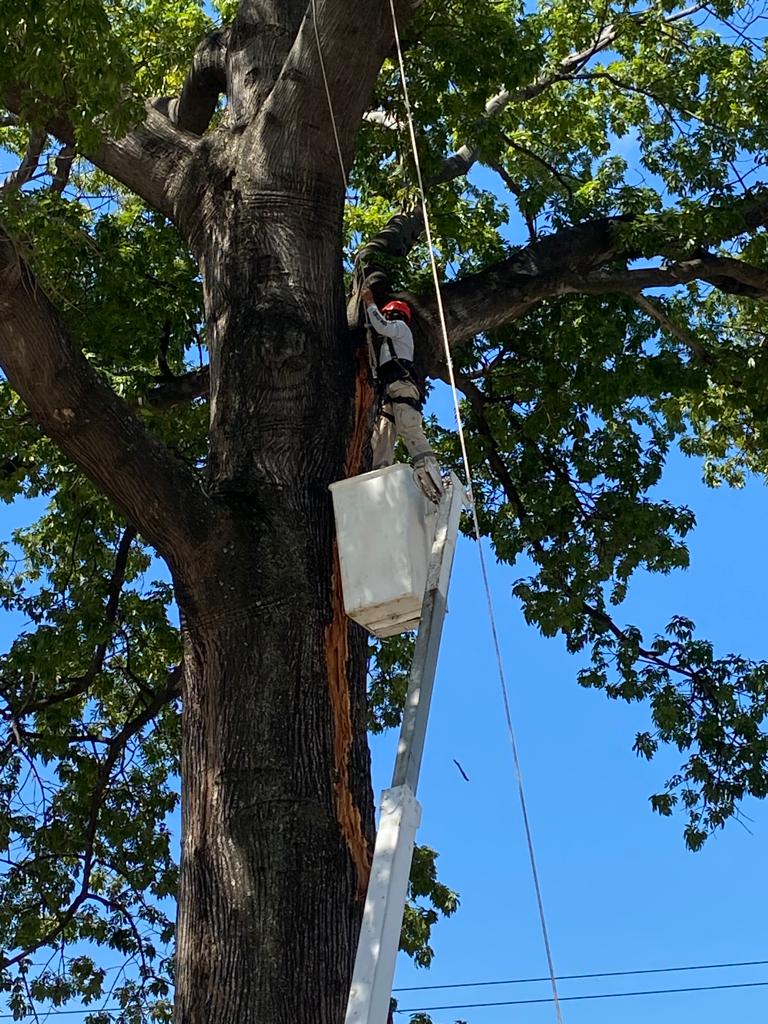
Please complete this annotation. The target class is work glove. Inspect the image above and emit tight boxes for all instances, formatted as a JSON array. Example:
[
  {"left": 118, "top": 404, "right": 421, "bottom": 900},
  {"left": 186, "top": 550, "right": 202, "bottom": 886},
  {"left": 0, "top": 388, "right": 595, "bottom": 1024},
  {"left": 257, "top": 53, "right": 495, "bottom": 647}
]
[{"left": 413, "top": 455, "right": 444, "bottom": 504}]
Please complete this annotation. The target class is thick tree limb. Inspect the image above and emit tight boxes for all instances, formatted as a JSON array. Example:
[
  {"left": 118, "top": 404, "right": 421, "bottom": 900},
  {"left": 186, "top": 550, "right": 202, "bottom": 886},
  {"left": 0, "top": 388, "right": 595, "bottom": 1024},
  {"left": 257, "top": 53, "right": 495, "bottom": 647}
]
[
  {"left": 226, "top": 0, "right": 309, "bottom": 125},
  {"left": 264, "top": 0, "right": 417, "bottom": 178},
  {"left": 151, "top": 27, "right": 229, "bottom": 136},
  {"left": 410, "top": 209, "right": 768, "bottom": 373},
  {"left": 0, "top": 131, "right": 46, "bottom": 193},
  {"left": 0, "top": 228, "right": 215, "bottom": 569},
  {"left": 3, "top": 92, "right": 197, "bottom": 223}
]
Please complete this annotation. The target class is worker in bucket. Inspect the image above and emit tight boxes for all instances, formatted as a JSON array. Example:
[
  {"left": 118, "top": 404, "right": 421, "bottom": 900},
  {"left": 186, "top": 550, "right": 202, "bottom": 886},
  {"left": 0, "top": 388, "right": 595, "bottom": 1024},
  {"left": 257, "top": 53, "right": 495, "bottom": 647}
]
[{"left": 361, "top": 286, "right": 444, "bottom": 503}]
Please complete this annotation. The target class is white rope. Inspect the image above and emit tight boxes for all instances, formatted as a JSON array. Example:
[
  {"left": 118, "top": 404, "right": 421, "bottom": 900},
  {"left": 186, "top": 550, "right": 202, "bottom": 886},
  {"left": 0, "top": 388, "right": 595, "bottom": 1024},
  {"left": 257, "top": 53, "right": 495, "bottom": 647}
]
[
  {"left": 310, "top": 0, "right": 348, "bottom": 190},
  {"left": 386, "top": 4, "right": 565, "bottom": 1022}
]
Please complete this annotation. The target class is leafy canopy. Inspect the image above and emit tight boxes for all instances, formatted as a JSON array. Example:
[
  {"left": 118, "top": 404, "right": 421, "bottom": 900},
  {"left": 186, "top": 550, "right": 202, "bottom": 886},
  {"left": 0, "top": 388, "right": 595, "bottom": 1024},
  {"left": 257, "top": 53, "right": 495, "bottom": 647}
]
[{"left": 1, "top": 0, "right": 768, "bottom": 1018}]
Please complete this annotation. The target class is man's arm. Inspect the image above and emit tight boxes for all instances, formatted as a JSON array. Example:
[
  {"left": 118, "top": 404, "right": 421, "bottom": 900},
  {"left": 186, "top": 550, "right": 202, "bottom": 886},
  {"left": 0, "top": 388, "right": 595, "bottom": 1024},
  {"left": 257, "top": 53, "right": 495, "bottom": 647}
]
[{"left": 361, "top": 287, "right": 398, "bottom": 338}]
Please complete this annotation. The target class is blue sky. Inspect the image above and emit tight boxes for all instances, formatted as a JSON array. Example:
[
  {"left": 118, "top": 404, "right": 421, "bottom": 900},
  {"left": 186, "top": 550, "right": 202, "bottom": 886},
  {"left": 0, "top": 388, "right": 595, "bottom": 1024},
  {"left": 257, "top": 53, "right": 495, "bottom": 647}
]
[{"left": 376, "top": 382, "right": 768, "bottom": 1024}]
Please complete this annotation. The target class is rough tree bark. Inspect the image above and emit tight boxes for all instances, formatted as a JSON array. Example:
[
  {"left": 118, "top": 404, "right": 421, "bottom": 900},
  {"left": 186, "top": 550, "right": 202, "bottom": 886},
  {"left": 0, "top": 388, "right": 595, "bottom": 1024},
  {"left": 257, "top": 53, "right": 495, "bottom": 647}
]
[{"left": 165, "top": 2, "right": 410, "bottom": 1018}]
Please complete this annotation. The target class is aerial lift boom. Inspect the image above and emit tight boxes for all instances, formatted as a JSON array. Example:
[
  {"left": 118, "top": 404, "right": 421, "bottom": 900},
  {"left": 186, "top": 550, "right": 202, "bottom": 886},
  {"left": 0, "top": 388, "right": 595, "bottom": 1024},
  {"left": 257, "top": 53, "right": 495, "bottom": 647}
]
[{"left": 344, "top": 476, "right": 466, "bottom": 1024}]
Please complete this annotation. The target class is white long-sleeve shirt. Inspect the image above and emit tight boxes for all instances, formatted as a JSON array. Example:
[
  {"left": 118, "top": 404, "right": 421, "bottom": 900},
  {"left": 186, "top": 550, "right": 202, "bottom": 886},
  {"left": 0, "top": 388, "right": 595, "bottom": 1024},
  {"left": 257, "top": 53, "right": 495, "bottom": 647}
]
[{"left": 366, "top": 304, "right": 414, "bottom": 365}]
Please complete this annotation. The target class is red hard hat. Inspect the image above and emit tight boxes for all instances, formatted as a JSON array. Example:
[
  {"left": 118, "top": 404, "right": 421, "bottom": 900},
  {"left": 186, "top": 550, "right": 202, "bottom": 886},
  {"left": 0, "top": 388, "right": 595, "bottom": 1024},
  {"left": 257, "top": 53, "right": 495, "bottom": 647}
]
[{"left": 381, "top": 300, "right": 412, "bottom": 325}]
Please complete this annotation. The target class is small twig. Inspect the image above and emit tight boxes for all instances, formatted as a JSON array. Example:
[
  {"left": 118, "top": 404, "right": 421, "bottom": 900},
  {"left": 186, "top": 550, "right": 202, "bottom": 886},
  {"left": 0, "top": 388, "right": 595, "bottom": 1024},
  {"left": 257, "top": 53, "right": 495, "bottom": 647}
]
[{"left": 502, "top": 132, "right": 575, "bottom": 197}]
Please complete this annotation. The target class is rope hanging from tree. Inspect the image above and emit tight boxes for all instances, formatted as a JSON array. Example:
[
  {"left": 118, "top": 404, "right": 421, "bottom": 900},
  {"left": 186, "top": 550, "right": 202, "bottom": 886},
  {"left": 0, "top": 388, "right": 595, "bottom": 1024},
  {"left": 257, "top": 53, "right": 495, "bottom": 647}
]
[
  {"left": 315, "top": 0, "right": 566, "bottom": 1014},
  {"left": 385, "top": 3, "right": 566, "bottom": 1021}
]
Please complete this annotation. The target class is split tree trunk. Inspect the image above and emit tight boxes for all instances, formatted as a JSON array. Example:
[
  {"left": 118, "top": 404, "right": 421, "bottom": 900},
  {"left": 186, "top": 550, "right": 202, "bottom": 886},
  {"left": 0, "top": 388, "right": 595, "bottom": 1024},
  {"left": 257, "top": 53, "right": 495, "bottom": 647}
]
[{"left": 171, "top": 136, "right": 378, "bottom": 1023}]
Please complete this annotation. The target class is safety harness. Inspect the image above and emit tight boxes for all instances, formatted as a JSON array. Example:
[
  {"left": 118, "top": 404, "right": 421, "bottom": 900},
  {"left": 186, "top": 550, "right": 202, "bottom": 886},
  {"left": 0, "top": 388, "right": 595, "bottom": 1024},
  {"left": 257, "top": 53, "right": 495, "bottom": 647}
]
[{"left": 377, "top": 338, "right": 424, "bottom": 422}]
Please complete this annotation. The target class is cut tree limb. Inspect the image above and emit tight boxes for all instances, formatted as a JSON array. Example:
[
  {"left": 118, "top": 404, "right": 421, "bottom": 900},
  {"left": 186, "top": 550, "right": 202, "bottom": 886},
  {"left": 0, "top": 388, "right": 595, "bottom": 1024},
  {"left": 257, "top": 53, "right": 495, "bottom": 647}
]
[
  {"left": 50, "top": 144, "right": 76, "bottom": 195},
  {"left": 142, "top": 367, "right": 211, "bottom": 409},
  {"left": 0, "top": 227, "right": 215, "bottom": 570}
]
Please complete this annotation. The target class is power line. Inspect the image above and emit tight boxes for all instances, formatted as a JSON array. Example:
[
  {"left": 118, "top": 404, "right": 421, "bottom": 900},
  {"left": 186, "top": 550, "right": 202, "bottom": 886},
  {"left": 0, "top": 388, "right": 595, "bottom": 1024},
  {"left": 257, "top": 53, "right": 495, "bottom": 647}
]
[
  {"left": 392, "top": 956, "right": 768, "bottom": 992},
  {"left": 393, "top": 978, "right": 768, "bottom": 1013},
  {"left": 3, "top": 965, "right": 767, "bottom": 1019}
]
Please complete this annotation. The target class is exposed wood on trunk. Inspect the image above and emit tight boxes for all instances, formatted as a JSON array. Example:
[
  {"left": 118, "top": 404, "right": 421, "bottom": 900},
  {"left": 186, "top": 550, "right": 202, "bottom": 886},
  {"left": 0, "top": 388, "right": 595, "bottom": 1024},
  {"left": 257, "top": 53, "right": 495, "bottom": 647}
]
[
  {"left": 326, "top": 545, "right": 373, "bottom": 900},
  {"left": 345, "top": 348, "right": 376, "bottom": 478},
  {"left": 321, "top": 345, "right": 377, "bottom": 900}
]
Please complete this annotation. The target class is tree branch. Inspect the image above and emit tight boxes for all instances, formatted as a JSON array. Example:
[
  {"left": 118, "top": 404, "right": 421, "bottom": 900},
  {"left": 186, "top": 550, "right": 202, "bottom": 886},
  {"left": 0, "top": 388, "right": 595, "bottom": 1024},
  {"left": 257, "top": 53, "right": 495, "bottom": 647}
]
[
  {"left": 458, "top": 375, "right": 710, "bottom": 689},
  {"left": 429, "top": 2, "right": 708, "bottom": 189},
  {"left": 357, "top": 0, "right": 711, "bottom": 270},
  {"left": 141, "top": 366, "right": 210, "bottom": 410},
  {"left": 225, "top": 0, "right": 308, "bottom": 126},
  {"left": 0, "top": 675, "right": 179, "bottom": 971},
  {"left": 0, "top": 228, "right": 215, "bottom": 569},
  {"left": 3, "top": 92, "right": 198, "bottom": 223},
  {"left": 410, "top": 205, "right": 768, "bottom": 372},
  {"left": 150, "top": 27, "right": 229, "bottom": 136},
  {"left": 0, "top": 131, "right": 46, "bottom": 193},
  {"left": 633, "top": 294, "right": 713, "bottom": 364},
  {"left": 265, "top": 0, "right": 418, "bottom": 179}
]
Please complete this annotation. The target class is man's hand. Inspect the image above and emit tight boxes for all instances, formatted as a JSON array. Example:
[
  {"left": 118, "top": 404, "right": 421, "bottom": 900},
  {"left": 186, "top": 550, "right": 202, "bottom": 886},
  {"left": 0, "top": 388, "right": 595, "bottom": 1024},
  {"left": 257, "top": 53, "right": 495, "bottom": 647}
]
[
  {"left": 413, "top": 455, "right": 444, "bottom": 504},
  {"left": 361, "top": 286, "right": 375, "bottom": 307}
]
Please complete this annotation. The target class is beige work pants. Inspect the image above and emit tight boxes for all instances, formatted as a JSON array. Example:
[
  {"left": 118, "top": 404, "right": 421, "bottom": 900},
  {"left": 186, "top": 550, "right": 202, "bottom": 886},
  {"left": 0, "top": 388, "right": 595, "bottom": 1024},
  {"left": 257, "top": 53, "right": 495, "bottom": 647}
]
[{"left": 372, "top": 380, "right": 433, "bottom": 469}]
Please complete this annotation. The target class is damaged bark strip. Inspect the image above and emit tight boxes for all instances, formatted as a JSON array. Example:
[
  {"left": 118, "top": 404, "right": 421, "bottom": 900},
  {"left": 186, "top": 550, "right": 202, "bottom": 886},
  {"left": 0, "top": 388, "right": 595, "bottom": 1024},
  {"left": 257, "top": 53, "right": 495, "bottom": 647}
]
[
  {"left": 345, "top": 348, "right": 377, "bottom": 479},
  {"left": 320, "top": 346, "right": 379, "bottom": 900},
  {"left": 325, "top": 545, "right": 373, "bottom": 899}
]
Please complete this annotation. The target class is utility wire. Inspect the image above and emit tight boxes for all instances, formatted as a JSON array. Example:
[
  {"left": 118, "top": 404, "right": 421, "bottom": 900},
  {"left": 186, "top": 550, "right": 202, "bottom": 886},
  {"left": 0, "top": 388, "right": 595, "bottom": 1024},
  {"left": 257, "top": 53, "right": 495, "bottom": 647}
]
[
  {"left": 4, "top": 963, "right": 766, "bottom": 1019},
  {"left": 393, "top": 956, "right": 768, "bottom": 992},
  {"left": 393, "top": 978, "right": 768, "bottom": 1014},
  {"left": 386, "top": 2, "right": 564, "bottom": 1022}
]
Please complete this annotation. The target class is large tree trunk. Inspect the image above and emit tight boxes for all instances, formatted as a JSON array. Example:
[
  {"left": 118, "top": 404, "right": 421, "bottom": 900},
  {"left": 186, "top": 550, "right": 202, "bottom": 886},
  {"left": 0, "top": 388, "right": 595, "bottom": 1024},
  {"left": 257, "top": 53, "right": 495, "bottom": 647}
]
[{"left": 173, "top": 144, "right": 377, "bottom": 1022}]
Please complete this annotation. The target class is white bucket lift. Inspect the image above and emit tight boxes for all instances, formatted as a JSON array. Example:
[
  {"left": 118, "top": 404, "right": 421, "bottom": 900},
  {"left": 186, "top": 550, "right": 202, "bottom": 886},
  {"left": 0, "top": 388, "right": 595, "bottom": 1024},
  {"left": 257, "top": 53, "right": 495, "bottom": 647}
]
[
  {"left": 331, "top": 466, "right": 467, "bottom": 1024},
  {"left": 330, "top": 464, "right": 453, "bottom": 638}
]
